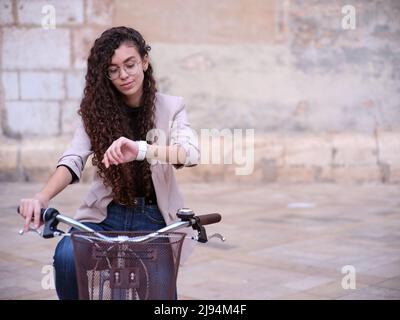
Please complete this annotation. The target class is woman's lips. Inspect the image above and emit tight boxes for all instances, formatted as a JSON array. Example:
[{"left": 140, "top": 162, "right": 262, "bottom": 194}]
[{"left": 120, "top": 81, "right": 134, "bottom": 90}]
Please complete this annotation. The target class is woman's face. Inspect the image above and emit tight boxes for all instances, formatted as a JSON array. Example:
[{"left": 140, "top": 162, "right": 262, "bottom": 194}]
[{"left": 108, "top": 42, "right": 148, "bottom": 103}]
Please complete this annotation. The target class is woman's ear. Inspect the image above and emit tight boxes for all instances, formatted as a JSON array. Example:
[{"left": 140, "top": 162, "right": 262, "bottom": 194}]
[{"left": 143, "top": 54, "right": 149, "bottom": 71}]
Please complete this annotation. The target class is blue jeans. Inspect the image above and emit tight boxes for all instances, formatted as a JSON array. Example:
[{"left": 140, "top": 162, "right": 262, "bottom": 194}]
[{"left": 53, "top": 198, "right": 177, "bottom": 300}]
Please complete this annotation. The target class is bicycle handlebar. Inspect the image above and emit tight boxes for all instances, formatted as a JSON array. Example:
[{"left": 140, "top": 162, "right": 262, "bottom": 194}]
[{"left": 17, "top": 206, "right": 224, "bottom": 243}]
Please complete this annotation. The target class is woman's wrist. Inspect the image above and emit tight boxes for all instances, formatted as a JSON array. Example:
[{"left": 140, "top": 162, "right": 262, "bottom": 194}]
[
  {"left": 135, "top": 140, "right": 148, "bottom": 161},
  {"left": 33, "top": 192, "right": 50, "bottom": 206}
]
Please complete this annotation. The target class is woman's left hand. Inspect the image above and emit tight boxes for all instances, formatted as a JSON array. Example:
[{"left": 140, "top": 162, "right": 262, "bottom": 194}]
[{"left": 102, "top": 137, "right": 139, "bottom": 168}]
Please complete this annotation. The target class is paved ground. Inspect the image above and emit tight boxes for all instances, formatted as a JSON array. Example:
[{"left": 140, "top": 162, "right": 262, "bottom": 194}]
[{"left": 1, "top": 181, "right": 400, "bottom": 300}]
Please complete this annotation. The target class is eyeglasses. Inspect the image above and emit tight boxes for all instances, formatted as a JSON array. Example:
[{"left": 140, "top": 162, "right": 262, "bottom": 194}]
[{"left": 106, "top": 60, "right": 142, "bottom": 80}]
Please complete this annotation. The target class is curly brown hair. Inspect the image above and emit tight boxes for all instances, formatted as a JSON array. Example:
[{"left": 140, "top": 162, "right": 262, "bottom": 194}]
[{"left": 78, "top": 26, "right": 157, "bottom": 206}]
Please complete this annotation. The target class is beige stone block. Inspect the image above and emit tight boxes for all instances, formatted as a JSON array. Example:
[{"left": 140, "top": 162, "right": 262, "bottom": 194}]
[
  {"left": 388, "top": 167, "right": 400, "bottom": 183},
  {"left": 223, "top": 162, "right": 263, "bottom": 183},
  {"left": 20, "top": 72, "right": 65, "bottom": 100},
  {"left": 21, "top": 137, "right": 95, "bottom": 183},
  {"left": 0, "top": 0, "right": 13, "bottom": 25},
  {"left": 332, "top": 166, "right": 382, "bottom": 183},
  {"left": 199, "top": 130, "right": 255, "bottom": 177},
  {"left": 241, "top": 138, "right": 284, "bottom": 182},
  {"left": 277, "top": 166, "right": 317, "bottom": 183},
  {"left": 377, "top": 131, "right": 400, "bottom": 166},
  {"left": 179, "top": 134, "right": 275, "bottom": 183},
  {"left": 284, "top": 133, "right": 332, "bottom": 167},
  {"left": 0, "top": 138, "right": 19, "bottom": 180},
  {"left": 72, "top": 26, "right": 103, "bottom": 69},
  {"left": 60, "top": 100, "right": 80, "bottom": 135},
  {"left": 255, "top": 134, "right": 285, "bottom": 167},
  {"left": 332, "top": 133, "right": 377, "bottom": 166},
  {"left": 2, "top": 27, "right": 70, "bottom": 70},
  {"left": 1, "top": 72, "right": 19, "bottom": 100},
  {"left": 66, "top": 70, "right": 85, "bottom": 99},
  {"left": 316, "top": 166, "right": 334, "bottom": 182},
  {"left": 20, "top": 137, "right": 70, "bottom": 182},
  {"left": 17, "top": 0, "right": 84, "bottom": 26},
  {"left": 150, "top": 44, "right": 296, "bottom": 115},
  {"left": 200, "top": 164, "right": 226, "bottom": 182},
  {"left": 4, "top": 101, "right": 60, "bottom": 137},
  {"left": 86, "top": 0, "right": 114, "bottom": 25},
  {"left": 114, "top": 0, "right": 276, "bottom": 43},
  {"left": 258, "top": 157, "right": 278, "bottom": 182}
]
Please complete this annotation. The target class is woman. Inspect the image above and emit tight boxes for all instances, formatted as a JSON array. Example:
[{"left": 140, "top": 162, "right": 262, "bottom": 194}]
[{"left": 18, "top": 26, "right": 199, "bottom": 299}]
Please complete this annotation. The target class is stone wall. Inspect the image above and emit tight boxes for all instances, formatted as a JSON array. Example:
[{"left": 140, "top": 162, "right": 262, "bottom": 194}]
[{"left": 0, "top": 0, "right": 399, "bottom": 183}]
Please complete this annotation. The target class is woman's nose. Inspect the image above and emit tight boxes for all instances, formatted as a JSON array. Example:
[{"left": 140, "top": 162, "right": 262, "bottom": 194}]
[{"left": 119, "top": 68, "right": 129, "bottom": 80}]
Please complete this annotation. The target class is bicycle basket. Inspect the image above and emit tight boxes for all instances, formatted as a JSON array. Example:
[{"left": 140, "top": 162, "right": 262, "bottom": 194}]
[{"left": 71, "top": 231, "right": 186, "bottom": 300}]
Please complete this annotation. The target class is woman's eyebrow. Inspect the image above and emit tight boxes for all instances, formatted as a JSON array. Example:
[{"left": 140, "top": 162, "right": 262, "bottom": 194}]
[{"left": 109, "top": 56, "right": 137, "bottom": 66}]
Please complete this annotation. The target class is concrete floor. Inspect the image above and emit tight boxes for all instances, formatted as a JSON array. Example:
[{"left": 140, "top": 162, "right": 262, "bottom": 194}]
[{"left": 1, "top": 181, "right": 400, "bottom": 300}]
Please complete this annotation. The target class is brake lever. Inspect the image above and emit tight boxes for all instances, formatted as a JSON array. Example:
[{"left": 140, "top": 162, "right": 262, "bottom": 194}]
[
  {"left": 209, "top": 233, "right": 226, "bottom": 242},
  {"left": 18, "top": 226, "right": 43, "bottom": 237}
]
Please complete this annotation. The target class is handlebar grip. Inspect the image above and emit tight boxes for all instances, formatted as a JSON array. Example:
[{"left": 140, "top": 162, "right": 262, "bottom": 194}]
[{"left": 197, "top": 213, "right": 221, "bottom": 226}]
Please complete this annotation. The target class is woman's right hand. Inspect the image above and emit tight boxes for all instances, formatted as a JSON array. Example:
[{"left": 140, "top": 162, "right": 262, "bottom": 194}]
[
  {"left": 19, "top": 194, "right": 49, "bottom": 232},
  {"left": 102, "top": 137, "right": 139, "bottom": 168}
]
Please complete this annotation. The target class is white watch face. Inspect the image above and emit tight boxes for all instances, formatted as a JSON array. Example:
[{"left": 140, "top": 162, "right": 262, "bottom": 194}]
[
  {"left": 136, "top": 141, "right": 147, "bottom": 160},
  {"left": 139, "top": 141, "right": 147, "bottom": 151}
]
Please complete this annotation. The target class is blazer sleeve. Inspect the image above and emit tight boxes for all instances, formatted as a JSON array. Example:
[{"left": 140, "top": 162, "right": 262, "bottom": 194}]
[
  {"left": 170, "top": 98, "right": 200, "bottom": 170},
  {"left": 56, "top": 119, "right": 93, "bottom": 184}
]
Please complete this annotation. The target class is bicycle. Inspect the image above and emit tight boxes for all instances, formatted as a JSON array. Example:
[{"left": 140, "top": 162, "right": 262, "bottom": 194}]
[{"left": 17, "top": 207, "right": 225, "bottom": 300}]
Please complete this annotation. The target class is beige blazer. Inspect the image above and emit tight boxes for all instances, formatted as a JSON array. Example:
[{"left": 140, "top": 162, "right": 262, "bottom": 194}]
[{"left": 57, "top": 92, "right": 200, "bottom": 262}]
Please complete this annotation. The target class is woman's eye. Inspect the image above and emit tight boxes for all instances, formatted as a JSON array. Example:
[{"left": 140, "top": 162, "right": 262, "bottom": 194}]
[
  {"left": 126, "top": 64, "right": 135, "bottom": 68},
  {"left": 109, "top": 69, "right": 118, "bottom": 74}
]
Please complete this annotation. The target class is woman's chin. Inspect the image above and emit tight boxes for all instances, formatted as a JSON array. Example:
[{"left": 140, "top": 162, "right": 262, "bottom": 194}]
[{"left": 120, "top": 87, "right": 137, "bottom": 96}]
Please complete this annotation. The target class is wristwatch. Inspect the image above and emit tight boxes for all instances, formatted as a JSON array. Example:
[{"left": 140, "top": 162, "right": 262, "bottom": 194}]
[{"left": 136, "top": 140, "right": 148, "bottom": 161}]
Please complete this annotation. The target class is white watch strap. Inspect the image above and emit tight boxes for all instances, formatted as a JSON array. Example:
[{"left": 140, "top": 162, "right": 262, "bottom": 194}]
[{"left": 136, "top": 140, "right": 148, "bottom": 161}]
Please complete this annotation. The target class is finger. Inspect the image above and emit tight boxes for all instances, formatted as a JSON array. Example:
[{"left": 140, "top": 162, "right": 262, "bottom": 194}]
[
  {"left": 19, "top": 200, "right": 27, "bottom": 218},
  {"left": 24, "top": 202, "right": 34, "bottom": 232},
  {"left": 110, "top": 147, "right": 122, "bottom": 164},
  {"left": 106, "top": 149, "right": 119, "bottom": 165},
  {"left": 102, "top": 155, "right": 107, "bottom": 168},
  {"left": 103, "top": 154, "right": 110, "bottom": 168},
  {"left": 105, "top": 151, "right": 114, "bottom": 165},
  {"left": 27, "top": 201, "right": 35, "bottom": 222},
  {"left": 22, "top": 200, "right": 31, "bottom": 219},
  {"left": 113, "top": 139, "right": 124, "bottom": 161},
  {"left": 109, "top": 142, "right": 120, "bottom": 163},
  {"left": 33, "top": 200, "right": 41, "bottom": 229},
  {"left": 116, "top": 139, "right": 125, "bottom": 160}
]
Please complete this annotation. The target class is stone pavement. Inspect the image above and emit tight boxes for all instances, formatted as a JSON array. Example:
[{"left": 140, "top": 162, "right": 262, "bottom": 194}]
[{"left": 0, "top": 181, "right": 399, "bottom": 300}]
